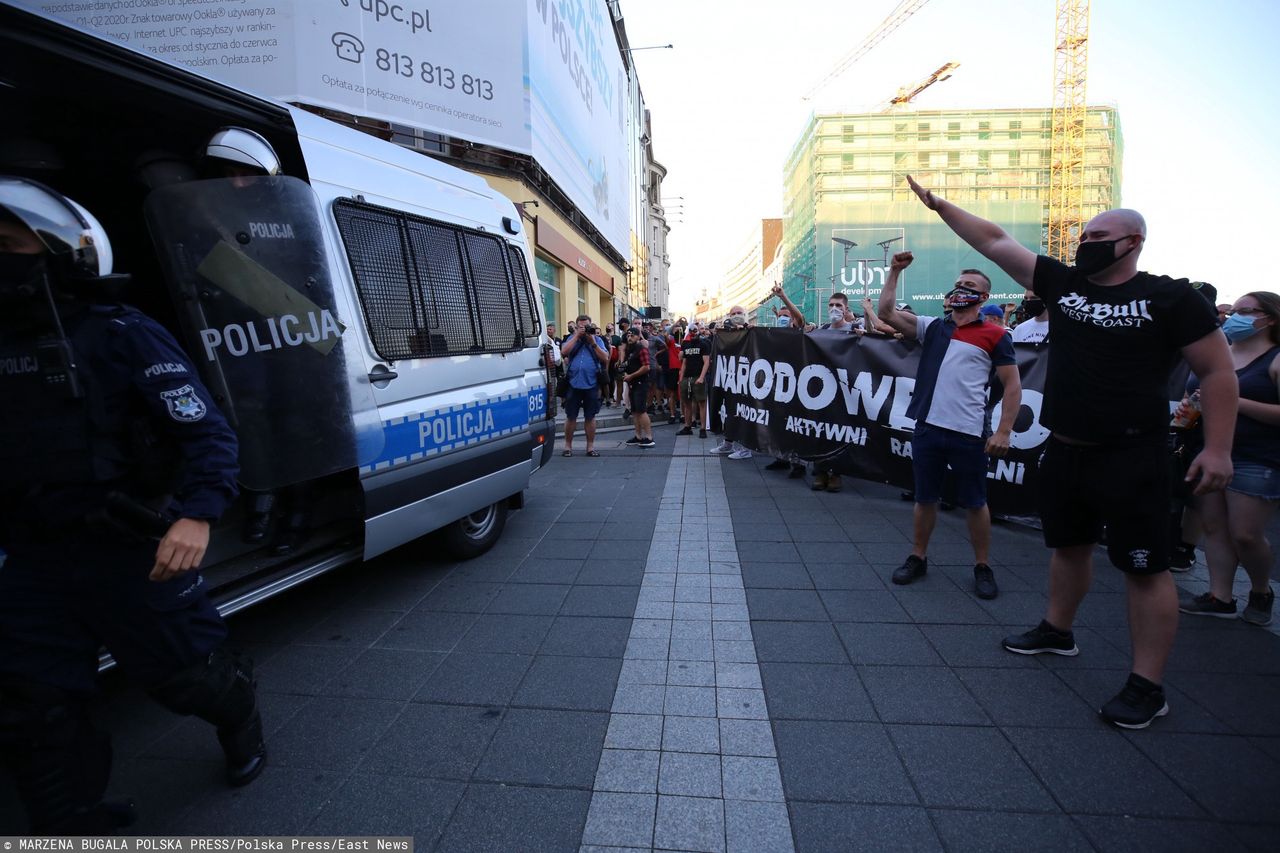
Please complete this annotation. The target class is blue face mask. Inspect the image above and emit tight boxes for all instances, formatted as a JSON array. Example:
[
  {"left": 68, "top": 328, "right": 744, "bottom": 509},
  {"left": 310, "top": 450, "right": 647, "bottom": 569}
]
[
  {"left": 1222, "top": 313, "right": 1263, "bottom": 343},
  {"left": 776, "top": 315, "right": 792, "bottom": 328}
]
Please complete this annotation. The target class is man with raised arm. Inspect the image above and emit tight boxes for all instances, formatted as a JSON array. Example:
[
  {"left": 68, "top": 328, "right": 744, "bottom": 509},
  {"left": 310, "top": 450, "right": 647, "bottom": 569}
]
[
  {"left": 901, "top": 175, "right": 1237, "bottom": 729},
  {"left": 877, "top": 251, "right": 1022, "bottom": 602}
]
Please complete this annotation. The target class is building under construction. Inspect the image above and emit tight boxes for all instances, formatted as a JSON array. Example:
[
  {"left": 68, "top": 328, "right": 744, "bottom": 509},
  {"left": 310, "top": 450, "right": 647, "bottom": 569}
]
[{"left": 781, "top": 106, "right": 1122, "bottom": 317}]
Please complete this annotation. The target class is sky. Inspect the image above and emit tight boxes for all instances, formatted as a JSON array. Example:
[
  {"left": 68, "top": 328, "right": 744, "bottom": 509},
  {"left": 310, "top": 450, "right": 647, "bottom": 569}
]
[{"left": 622, "top": 0, "right": 1280, "bottom": 313}]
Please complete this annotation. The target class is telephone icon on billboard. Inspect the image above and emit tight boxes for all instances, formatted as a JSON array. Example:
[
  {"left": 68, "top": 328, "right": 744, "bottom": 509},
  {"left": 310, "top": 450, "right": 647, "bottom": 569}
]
[{"left": 331, "top": 32, "right": 364, "bottom": 64}]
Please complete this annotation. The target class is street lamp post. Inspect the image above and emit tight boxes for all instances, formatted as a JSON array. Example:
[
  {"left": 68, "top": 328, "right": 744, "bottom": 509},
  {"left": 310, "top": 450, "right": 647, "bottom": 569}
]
[{"left": 831, "top": 237, "right": 858, "bottom": 306}]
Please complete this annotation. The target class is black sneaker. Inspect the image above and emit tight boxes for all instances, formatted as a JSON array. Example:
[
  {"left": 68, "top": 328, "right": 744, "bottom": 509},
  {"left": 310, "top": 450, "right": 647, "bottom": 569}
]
[
  {"left": 764, "top": 458, "right": 789, "bottom": 471},
  {"left": 1169, "top": 543, "right": 1196, "bottom": 572},
  {"left": 623, "top": 409, "right": 632, "bottom": 421},
  {"left": 625, "top": 436, "right": 642, "bottom": 445},
  {"left": 892, "top": 555, "right": 927, "bottom": 585},
  {"left": 973, "top": 563, "right": 999, "bottom": 600},
  {"left": 699, "top": 428, "right": 707, "bottom": 439},
  {"left": 1099, "top": 673, "right": 1169, "bottom": 730},
  {"left": 1002, "top": 620, "right": 1079, "bottom": 656},
  {"left": 638, "top": 438, "right": 656, "bottom": 448},
  {"left": 1243, "top": 589, "right": 1275, "bottom": 626},
  {"left": 1178, "top": 592, "right": 1236, "bottom": 618},
  {"left": 676, "top": 426, "right": 693, "bottom": 436}
]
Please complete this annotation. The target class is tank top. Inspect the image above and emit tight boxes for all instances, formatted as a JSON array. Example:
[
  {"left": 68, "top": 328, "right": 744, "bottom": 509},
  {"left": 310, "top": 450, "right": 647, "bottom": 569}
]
[{"left": 1234, "top": 345, "right": 1280, "bottom": 468}]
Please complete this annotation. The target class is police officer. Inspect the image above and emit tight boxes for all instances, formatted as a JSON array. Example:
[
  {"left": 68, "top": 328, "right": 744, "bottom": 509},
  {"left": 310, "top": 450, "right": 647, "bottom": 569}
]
[
  {"left": 201, "top": 127, "right": 309, "bottom": 555},
  {"left": 0, "top": 178, "right": 265, "bottom": 833}
]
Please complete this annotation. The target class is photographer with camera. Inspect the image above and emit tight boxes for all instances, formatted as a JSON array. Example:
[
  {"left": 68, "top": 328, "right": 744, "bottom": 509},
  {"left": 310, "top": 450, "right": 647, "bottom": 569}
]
[{"left": 560, "top": 314, "right": 610, "bottom": 457}]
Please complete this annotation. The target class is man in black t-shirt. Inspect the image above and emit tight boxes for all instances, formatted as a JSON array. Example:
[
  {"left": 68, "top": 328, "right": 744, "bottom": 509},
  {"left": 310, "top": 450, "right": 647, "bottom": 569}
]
[
  {"left": 676, "top": 325, "right": 712, "bottom": 438},
  {"left": 904, "top": 174, "right": 1237, "bottom": 731}
]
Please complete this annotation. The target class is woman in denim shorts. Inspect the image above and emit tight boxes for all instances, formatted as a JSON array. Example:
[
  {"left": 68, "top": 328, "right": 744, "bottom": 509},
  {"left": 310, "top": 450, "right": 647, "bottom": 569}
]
[{"left": 1180, "top": 291, "right": 1280, "bottom": 625}]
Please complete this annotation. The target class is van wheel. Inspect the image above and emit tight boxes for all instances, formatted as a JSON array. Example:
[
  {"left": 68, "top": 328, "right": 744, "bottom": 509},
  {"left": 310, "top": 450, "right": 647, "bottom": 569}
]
[{"left": 440, "top": 502, "right": 508, "bottom": 559}]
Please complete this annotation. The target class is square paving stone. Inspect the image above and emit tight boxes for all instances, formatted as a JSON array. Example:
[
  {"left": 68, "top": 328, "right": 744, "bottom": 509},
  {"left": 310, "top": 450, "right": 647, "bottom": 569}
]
[
  {"left": 834, "top": 622, "right": 944, "bottom": 666},
  {"left": 663, "top": 715, "right": 720, "bottom": 753},
  {"left": 724, "top": 800, "right": 794, "bottom": 853},
  {"left": 577, "top": 561, "right": 648, "bottom": 586},
  {"left": 670, "top": 637, "right": 716, "bottom": 661},
  {"left": 485, "top": 583, "right": 571, "bottom": 616},
  {"left": 818, "top": 589, "right": 913, "bottom": 624},
  {"left": 713, "top": 621, "right": 754, "bottom": 641},
  {"left": 436, "top": 783, "right": 590, "bottom": 853},
  {"left": 1173, "top": 672, "right": 1280, "bottom": 736},
  {"left": 918, "top": 624, "right": 1040, "bottom": 668},
  {"left": 1004, "top": 727, "right": 1207, "bottom": 818},
  {"left": 858, "top": 666, "right": 991, "bottom": 725},
  {"left": 746, "top": 589, "right": 829, "bottom": 621},
  {"left": 722, "top": 755, "right": 785, "bottom": 802},
  {"left": 172, "top": 766, "right": 343, "bottom": 835},
  {"left": 362, "top": 703, "right": 501, "bottom": 780},
  {"left": 658, "top": 751, "right": 722, "bottom": 798},
  {"left": 953, "top": 667, "right": 1100, "bottom": 728},
  {"left": 307, "top": 774, "right": 464, "bottom": 842},
  {"left": 714, "top": 639, "right": 759, "bottom": 663},
  {"left": 296, "top": 609, "right": 402, "bottom": 647},
  {"left": 507, "top": 558, "right": 583, "bottom": 585},
  {"left": 773, "top": 721, "right": 916, "bottom": 803},
  {"left": 511, "top": 655, "right": 621, "bottom": 711},
  {"left": 413, "top": 652, "right": 533, "bottom": 706},
  {"left": 889, "top": 725, "right": 1056, "bottom": 811},
  {"left": 752, "top": 622, "right": 848, "bottom": 664},
  {"left": 668, "top": 659, "right": 716, "bottom": 687},
  {"left": 540, "top": 616, "right": 632, "bottom": 658},
  {"left": 665, "top": 685, "right": 718, "bottom": 717},
  {"left": 716, "top": 661, "right": 763, "bottom": 689},
  {"left": 473, "top": 707, "right": 608, "bottom": 787},
  {"left": 414, "top": 580, "right": 504, "bottom": 613},
  {"left": 320, "top": 648, "right": 445, "bottom": 700},
  {"left": 759, "top": 662, "right": 875, "bottom": 721},
  {"left": 789, "top": 803, "right": 940, "bottom": 853},
  {"left": 255, "top": 645, "right": 363, "bottom": 695},
  {"left": 929, "top": 810, "right": 1092, "bottom": 853},
  {"left": 454, "top": 614, "right": 553, "bottom": 654},
  {"left": 631, "top": 618, "right": 673, "bottom": 639},
  {"left": 595, "top": 748, "right": 661, "bottom": 793},
  {"left": 375, "top": 611, "right": 478, "bottom": 652},
  {"left": 718, "top": 687, "right": 770, "bottom": 719},
  {"left": 562, "top": 585, "right": 641, "bottom": 617},
  {"left": 720, "top": 718, "right": 777, "bottom": 758},
  {"left": 1074, "top": 815, "right": 1249, "bottom": 853},
  {"left": 891, "top": 589, "right": 997, "bottom": 624},
  {"left": 740, "top": 563, "right": 814, "bottom": 589},
  {"left": 612, "top": 683, "right": 667, "bottom": 715},
  {"left": 673, "top": 619, "right": 715, "bottom": 639},
  {"left": 581, "top": 791, "right": 657, "bottom": 849},
  {"left": 606, "top": 713, "right": 664, "bottom": 751},
  {"left": 674, "top": 602, "right": 714, "bottom": 621},
  {"left": 626, "top": 637, "right": 670, "bottom": 660},
  {"left": 620, "top": 658, "right": 669, "bottom": 685},
  {"left": 1128, "top": 732, "right": 1280, "bottom": 822},
  {"left": 655, "top": 794, "right": 725, "bottom": 853},
  {"left": 806, "top": 563, "right": 887, "bottom": 591}
]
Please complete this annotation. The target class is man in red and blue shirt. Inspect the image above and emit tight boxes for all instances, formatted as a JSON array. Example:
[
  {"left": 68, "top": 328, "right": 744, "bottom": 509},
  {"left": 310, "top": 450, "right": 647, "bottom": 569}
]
[{"left": 878, "top": 251, "right": 1022, "bottom": 601}]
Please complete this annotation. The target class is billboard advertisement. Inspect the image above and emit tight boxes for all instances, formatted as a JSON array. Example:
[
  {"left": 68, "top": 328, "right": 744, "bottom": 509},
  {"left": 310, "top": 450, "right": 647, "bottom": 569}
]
[
  {"left": 815, "top": 200, "right": 1042, "bottom": 315},
  {"left": 26, "top": 0, "right": 632, "bottom": 255},
  {"left": 527, "top": 0, "right": 630, "bottom": 259}
]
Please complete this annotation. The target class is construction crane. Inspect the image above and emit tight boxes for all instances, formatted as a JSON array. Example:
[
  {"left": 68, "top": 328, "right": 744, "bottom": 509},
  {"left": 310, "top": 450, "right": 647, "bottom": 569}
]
[
  {"left": 1046, "top": 0, "right": 1090, "bottom": 261},
  {"left": 800, "top": 0, "right": 934, "bottom": 102},
  {"left": 881, "top": 61, "right": 960, "bottom": 111}
]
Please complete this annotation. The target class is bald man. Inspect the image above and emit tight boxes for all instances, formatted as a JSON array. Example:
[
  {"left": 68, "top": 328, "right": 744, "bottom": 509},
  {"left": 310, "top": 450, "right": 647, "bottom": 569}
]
[{"left": 904, "top": 176, "right": 1237, "bottom": 730}]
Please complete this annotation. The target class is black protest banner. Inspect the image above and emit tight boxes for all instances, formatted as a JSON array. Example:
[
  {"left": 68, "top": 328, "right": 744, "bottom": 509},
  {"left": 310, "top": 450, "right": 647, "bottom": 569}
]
[{"left": 707, "top": 327, "right": 1183, "bottom": 522}]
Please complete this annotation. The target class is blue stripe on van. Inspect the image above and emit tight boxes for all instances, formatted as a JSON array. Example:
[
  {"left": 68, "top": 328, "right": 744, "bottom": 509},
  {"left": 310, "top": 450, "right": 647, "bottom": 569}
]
[{"left": 360, "top": 392, "right": 532, "bottom": 475}]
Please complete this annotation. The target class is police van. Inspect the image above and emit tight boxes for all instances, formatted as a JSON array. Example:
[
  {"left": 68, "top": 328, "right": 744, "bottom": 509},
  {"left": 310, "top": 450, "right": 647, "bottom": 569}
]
[{"left": 0, "top": 5, "right": 557, "bottom": 614}]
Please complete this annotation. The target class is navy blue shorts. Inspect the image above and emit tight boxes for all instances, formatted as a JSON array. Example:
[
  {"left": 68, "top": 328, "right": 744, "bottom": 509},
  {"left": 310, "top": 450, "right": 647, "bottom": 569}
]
[
  {"left": 563, "top": 385, "right": 602, "bottom": 421},
  {"left": 0, "top": 541, "right": 227, "bottom": 693},
  {"left": 911, "top": 423, "right": 988, "bottom": 509}
]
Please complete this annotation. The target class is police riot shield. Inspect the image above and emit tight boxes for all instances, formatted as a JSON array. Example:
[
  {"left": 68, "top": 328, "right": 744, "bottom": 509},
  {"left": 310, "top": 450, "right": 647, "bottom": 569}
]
[{"left": 144, "top": 176, "right": 383, "bottom": 491}]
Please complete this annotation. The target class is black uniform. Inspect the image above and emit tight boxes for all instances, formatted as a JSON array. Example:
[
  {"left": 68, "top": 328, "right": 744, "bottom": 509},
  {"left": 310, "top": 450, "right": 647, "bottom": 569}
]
[{"left": 0, "top": 298, "right": 260, "bottom": 832}]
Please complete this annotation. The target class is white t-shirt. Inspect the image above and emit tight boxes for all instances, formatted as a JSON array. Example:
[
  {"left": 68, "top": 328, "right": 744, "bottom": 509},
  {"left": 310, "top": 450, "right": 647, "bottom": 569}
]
[{"left": 1011, "top": 316, "right": 1049, "bottom": 343}]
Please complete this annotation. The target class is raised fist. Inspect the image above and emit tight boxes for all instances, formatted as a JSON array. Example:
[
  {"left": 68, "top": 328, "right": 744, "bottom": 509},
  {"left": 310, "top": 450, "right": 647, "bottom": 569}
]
[{"left": 891, "top": 251, "right": 914, "bottom": 271}]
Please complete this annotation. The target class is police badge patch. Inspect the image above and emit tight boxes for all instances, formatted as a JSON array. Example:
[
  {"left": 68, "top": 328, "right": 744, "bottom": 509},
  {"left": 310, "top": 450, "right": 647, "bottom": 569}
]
[{"left": 161, "top": 385, "right": 207, "bottom": 422}]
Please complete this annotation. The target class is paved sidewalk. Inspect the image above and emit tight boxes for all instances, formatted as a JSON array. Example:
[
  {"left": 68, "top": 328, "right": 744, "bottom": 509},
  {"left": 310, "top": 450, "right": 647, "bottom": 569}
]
[{"left": 3, "top": 435, "right": 1278, "bottom": 850}]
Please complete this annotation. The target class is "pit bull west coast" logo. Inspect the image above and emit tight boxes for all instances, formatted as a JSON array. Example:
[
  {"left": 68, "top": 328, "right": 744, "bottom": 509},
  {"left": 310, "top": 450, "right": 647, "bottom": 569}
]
[{"left": 1058, "top": 292, "right": 1154, "bottom": 328}]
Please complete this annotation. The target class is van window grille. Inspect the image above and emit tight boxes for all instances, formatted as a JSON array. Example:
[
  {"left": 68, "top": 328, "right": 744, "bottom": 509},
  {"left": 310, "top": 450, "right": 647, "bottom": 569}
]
[{"left": 333, "top": 198, "right": 539, "bottom": 360}]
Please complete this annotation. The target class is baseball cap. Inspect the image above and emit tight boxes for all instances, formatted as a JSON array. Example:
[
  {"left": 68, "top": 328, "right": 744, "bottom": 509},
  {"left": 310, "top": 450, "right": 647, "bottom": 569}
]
[{"left": 979, "top": 304, "right": 1005, "bottom": 319}]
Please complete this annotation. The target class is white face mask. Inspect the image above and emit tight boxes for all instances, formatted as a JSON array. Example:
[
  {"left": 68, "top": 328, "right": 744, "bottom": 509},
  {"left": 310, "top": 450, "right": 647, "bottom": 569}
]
[{"left": 828, "top": 306, "right": 845, "bottom": 323}]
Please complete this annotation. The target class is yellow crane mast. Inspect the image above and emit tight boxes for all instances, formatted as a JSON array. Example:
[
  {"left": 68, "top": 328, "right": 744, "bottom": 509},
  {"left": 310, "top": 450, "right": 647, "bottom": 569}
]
[
  {"left": 1046, "top": 0, "right": 1091, "bottom": 261},
  {"left": 882, "top": 61, "right": 960, "bottom": 111}
]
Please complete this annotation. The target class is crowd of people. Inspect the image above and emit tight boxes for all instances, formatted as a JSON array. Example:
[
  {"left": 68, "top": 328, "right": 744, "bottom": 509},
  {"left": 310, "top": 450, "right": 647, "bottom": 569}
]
[{"left": 552, "top": 174, "right": 1277, "bottom": 733}]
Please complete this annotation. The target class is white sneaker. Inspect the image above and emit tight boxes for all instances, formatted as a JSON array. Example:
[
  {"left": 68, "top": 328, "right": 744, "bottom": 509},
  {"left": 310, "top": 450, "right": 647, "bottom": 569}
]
[
  {"left": 728, "top": 449, "right": 753, "bottom": 460},
  {"left": 710, "top": 442, "right": 734, "bottom": 455}
]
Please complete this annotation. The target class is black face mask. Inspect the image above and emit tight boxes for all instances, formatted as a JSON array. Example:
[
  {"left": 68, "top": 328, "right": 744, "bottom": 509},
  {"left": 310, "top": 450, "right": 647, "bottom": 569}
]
[
  {"left": 1019, "top": 298, "right": 1045, "bottom": 319},
  {"left": 1074, "top": 235, "right": 1139, "bottom": 276}
]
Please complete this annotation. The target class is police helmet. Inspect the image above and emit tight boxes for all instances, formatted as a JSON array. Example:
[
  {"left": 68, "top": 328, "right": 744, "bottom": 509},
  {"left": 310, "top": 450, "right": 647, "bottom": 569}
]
[
  {"left": 0, "top": 176, "right": 112, "bottom": 278},
  {"left": 204, "top": 127, "right": 281, "bottom": 176}
]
